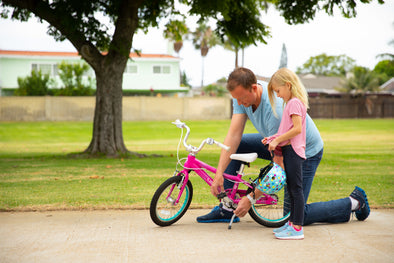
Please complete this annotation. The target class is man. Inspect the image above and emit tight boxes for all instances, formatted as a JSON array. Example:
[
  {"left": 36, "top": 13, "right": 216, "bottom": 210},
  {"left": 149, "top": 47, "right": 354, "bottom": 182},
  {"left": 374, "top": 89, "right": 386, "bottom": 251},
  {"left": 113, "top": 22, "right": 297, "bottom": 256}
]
[{"left": 197, "top": 67, "right": 370, "bottom": 225}]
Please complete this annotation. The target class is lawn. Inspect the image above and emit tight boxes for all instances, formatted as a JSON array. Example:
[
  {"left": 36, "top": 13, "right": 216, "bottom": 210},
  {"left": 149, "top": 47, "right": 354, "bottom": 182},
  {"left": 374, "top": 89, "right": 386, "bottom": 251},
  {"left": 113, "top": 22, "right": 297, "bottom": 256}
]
[{"left": 0, "top": 119, "right": 393, "bottom": 211}]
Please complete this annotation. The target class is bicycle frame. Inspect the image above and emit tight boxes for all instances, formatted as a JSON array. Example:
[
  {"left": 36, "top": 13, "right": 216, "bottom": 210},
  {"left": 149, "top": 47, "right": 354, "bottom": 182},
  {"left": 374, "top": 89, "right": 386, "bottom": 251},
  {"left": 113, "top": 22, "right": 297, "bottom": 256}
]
[{"left": 171, "top": 153, "right": 278, "bottom": 207}]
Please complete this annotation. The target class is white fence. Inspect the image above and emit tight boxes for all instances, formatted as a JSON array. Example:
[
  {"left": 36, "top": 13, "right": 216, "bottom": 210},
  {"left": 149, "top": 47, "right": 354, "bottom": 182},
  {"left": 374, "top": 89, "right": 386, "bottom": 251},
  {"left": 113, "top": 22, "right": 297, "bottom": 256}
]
[{"left": 0, "top": 96, "right": 232, "bottom": 121}]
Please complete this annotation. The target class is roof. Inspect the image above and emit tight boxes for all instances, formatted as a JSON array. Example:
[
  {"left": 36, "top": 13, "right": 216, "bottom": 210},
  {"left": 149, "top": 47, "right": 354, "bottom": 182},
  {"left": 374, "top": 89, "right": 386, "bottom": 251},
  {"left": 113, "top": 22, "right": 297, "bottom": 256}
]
[
  {"left": 381, "top": 77, "right": 394, "bottom": 91},
  {"left": 299, "top": 74, "right": 341, "bottom": 94},
  {"left": 257, "top": 74, "right": 341, "bottom": 94},
  {"left": 0, "top": 49, "right": 178, "bottom": 60}
]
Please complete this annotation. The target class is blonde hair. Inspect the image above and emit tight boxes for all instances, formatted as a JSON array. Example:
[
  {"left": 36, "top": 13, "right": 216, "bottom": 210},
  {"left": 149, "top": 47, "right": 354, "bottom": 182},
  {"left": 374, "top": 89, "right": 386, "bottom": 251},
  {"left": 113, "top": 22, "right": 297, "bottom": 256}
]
[{"left": 267, "top": 68, "right": 309, "bottom": 115}]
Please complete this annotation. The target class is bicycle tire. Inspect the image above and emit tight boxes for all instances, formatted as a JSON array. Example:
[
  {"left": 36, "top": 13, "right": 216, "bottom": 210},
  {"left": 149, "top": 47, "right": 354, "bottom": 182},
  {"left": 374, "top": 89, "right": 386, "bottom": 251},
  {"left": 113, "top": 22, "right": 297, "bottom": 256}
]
[
  {"left": 150, "top": 176, "right": 193, "bottom": 227},
  {"left": 248, "top": 185, "right": 290, "bottom": 227}
]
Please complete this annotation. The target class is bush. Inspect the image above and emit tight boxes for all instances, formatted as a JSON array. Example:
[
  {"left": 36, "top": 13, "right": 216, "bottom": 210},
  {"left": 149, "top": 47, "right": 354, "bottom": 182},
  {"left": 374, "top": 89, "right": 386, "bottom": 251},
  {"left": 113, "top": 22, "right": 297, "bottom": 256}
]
[
  {"left": 54, "top": 62, "right": 95, "bottom": 96},
  {"left": 203, "top": 84, "right": 226, "bottom": 97},
  {"left": 15, "top": 70, "right": 50, "bottom": 96}
]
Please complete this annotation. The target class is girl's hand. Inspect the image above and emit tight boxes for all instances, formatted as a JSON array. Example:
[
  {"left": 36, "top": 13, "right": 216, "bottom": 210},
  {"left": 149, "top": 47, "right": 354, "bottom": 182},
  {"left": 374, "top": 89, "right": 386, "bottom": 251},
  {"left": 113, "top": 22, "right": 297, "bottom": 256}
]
[
  {"left": 261, "top": 137, "right": 268, "bottom": 144},
  {"left": 268, "top": 139, "right": 279, "bottom": 152}
]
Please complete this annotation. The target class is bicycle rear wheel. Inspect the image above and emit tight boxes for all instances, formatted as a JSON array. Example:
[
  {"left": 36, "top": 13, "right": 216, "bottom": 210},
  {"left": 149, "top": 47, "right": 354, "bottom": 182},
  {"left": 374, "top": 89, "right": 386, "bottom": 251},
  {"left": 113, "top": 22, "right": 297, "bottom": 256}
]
[
  {"left": 150, "top": 176, "right": 193, "bottom": 227},
  {"left": 248, "top": 185, "right": 290, "bottom": 227}
]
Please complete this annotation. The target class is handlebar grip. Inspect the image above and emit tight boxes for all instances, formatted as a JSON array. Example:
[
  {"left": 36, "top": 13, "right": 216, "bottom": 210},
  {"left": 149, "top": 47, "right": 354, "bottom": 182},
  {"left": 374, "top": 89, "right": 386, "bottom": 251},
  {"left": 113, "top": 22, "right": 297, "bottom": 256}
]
[
  {"left": 172, "top": 119, "right": 185, "bottom": 128},
  {"left": 215, "top": 141, "right": 230, "bottom": 151},
  {"left": 217, "top": 192, "right": 227, "bottom": 199}
]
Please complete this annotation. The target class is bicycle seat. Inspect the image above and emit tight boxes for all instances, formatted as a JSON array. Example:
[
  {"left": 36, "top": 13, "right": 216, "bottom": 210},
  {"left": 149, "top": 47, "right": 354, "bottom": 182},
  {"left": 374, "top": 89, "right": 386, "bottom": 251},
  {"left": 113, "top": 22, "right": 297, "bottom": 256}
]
[{"left": 230, "top": 153, "right": 258, "bottom": 163}]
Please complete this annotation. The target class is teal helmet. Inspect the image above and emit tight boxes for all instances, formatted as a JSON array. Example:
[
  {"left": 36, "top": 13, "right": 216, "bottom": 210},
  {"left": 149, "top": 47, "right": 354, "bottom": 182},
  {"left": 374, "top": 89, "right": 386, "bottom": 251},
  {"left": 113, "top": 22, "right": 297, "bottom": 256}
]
[{"left": 256, "top": 162, "right": 286, "bottom": 194}]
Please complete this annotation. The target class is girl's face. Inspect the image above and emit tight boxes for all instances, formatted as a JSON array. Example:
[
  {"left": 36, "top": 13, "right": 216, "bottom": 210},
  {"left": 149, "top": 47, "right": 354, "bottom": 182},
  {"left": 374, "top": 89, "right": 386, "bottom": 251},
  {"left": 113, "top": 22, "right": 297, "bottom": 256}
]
[{"left": 272, "top": 81, "right": 292, "bottom": 102}]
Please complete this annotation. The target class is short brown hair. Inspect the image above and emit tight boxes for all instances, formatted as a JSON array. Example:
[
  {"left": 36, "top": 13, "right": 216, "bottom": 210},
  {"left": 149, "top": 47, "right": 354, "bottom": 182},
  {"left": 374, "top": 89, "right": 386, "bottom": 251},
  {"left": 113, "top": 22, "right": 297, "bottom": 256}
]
[{"left": 227, "top": 67, "right": 257, "bottom": 92}]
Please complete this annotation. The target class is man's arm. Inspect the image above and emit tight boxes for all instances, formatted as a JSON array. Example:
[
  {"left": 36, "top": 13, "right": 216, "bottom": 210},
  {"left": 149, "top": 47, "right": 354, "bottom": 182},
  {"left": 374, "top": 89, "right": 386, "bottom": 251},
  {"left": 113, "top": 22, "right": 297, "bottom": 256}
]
[{"left": 210, "top": 113, "right": 247, "bottom": 196}]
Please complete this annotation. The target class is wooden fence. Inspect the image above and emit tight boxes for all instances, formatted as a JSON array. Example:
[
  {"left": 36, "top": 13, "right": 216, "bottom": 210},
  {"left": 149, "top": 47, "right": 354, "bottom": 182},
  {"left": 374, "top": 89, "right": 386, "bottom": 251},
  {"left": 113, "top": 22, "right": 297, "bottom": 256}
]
[{"left": 308, "top": 95, "right": 393, "bottom": 118}]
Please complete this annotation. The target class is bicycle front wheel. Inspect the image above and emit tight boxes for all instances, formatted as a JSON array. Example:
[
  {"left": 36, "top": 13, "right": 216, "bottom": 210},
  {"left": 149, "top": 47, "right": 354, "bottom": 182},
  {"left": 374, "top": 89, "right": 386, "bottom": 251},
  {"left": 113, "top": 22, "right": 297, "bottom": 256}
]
[
  {"left": 150, "top": 176, "right": 193, "bottom": 227},
  {"left": 248, "top": 185, "right": 290, "bottom": 227}
]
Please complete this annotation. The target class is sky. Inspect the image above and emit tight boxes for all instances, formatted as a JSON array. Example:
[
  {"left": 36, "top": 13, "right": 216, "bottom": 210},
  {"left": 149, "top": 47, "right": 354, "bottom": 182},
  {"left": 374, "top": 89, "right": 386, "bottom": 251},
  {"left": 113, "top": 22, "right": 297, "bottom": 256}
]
[{"left": 0, "top": 1, "right": 393, "bottom": 87}]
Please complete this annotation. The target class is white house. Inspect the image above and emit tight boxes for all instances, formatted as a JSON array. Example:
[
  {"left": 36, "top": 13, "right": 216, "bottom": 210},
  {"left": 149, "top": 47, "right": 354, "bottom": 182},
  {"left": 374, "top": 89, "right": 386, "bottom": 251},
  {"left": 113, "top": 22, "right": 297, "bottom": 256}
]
[{"left": 0, "top": 49, "right": 185, "bottom": 95}]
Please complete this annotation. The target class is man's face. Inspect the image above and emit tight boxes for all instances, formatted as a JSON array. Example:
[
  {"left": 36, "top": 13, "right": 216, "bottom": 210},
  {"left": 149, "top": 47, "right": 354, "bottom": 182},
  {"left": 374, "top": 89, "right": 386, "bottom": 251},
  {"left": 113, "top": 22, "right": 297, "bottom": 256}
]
[{"left": 230, "top": 84, "right": 256, "bottom": 107}]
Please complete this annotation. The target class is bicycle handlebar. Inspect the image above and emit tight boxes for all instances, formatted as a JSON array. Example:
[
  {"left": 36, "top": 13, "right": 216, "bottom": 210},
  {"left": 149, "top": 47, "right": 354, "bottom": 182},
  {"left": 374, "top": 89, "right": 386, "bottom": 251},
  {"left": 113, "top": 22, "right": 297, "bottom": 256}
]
[{"left": 172, "top": 119, "right": 230, "bottom": 153}]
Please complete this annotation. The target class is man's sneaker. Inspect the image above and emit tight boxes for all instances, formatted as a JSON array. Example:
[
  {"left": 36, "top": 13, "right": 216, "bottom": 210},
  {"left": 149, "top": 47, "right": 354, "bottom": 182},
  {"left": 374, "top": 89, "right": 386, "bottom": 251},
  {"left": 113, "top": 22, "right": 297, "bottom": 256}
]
[
  {"left": 274, "top": 225, "right": 304, "bottom": 240},
  {"left": 350, "top": 186, "right": 370, "bottom": 221},
  {"left": 273, "top": 221, "right": 290, "bottom": 234},
  {"left": 196, "top": 204, "right": 240, "bottom": 223}
]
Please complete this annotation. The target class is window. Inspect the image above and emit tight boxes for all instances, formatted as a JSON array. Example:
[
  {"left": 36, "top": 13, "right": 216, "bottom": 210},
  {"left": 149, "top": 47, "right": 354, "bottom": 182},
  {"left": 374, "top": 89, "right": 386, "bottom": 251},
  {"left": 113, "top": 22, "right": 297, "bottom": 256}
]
[
  {"left": 125, "top": 65, "right": 138, "bottom": 74},
  {"left": 163, "top": 66, "right": 171, "bottom": 74},
  {"left": 153, "top": 65, "right": 171, "bottom": 74},
  {"left": 153, "top": 66, "right": 161, "bottom": 74},
  {"left": 31, "top": 63, "right": 58, "bottom": 76}
]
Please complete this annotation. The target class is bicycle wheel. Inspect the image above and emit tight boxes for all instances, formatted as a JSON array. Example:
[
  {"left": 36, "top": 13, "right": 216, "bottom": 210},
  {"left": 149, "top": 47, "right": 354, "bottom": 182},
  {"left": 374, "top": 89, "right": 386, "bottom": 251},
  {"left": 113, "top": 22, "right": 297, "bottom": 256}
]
[
  {"left": 248, "top": 185, "right": 290, "bottom": 227},
  {"left": 150, "top": 176, "right": 193, "bottom": 227}
]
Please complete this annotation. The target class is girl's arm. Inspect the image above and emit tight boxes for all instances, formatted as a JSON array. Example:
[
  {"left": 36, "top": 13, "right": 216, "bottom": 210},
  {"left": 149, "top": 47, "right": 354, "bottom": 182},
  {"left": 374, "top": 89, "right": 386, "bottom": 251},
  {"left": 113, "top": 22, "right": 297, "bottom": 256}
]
[{"left": 267, "top": 114, "right": 302, "bottom": 152}]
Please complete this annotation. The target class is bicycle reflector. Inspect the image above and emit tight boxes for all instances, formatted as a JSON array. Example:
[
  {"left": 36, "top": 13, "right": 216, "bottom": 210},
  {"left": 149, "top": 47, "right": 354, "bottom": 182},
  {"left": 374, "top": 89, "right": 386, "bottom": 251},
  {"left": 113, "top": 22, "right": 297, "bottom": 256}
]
[{"left": 255, "top": 162, "right": 286, "bottom": 194}]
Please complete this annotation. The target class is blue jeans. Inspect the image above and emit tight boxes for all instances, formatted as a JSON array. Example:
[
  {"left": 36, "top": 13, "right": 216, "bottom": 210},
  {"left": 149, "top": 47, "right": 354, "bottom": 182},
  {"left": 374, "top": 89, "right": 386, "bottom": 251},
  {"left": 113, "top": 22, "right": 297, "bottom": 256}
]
[{"left": 224, "top": 133, "right": 352, "bottom": 225}]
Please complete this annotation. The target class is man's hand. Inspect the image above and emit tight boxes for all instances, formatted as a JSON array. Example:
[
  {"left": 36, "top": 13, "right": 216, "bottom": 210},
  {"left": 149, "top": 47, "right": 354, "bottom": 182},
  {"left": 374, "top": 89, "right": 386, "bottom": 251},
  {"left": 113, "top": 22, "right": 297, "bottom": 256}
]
[
  {"left": 234, "top": 196, "right": 252, "bottom": 217},
  {"left": 210, "top": 174, "right": 224, "bottom": 196}
]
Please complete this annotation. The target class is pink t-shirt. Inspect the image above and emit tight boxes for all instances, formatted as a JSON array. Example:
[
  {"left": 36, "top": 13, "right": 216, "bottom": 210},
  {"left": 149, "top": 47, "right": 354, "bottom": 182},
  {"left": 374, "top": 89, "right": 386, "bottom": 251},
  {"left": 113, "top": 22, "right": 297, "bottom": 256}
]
[{"left": 266, "top": 98, "right": 307, "bottom": 159}]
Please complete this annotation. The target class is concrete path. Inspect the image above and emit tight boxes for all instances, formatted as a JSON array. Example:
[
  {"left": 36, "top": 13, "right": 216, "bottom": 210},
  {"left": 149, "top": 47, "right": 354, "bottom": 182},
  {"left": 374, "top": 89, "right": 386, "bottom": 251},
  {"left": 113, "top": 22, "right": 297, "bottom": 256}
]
[{"left": 0, "top": 209, "right": 393, "bottom": 263}]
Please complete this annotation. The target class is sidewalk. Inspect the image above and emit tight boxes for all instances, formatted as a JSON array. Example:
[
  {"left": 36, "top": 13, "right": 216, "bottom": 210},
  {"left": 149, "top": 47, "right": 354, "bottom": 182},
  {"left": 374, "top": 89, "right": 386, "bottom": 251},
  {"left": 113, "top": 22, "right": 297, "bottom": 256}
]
[{"left": 1, "top": 209, "right": 393, "bottom": 263}]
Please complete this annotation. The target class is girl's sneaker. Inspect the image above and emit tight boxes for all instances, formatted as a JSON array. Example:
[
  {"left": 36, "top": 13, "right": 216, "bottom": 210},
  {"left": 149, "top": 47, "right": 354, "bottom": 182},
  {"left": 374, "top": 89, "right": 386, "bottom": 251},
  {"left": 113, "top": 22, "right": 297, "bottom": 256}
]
[
  {"left": 274, "top": 225, "right": 304, "bottom": 240},
  {"left": 273, "top": 221, "right": 290, "bottom": 234}
]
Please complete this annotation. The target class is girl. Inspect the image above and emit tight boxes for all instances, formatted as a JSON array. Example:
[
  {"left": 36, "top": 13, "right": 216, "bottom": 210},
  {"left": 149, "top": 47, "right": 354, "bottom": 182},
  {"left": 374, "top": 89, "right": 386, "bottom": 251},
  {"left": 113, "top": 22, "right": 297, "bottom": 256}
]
[{"left": 262, "top": 68, "right": 309, "bottom": 240}]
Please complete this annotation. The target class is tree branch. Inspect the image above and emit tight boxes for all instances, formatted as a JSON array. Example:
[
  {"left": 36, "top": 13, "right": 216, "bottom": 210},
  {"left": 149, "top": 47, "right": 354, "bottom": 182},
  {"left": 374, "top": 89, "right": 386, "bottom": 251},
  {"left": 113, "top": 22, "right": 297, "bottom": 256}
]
[
  {"left": 2, "top": 0, "right": 102, "bottom": 67},
  {"left": 108, "top": 0, "right": 142, "bottom": 60}
]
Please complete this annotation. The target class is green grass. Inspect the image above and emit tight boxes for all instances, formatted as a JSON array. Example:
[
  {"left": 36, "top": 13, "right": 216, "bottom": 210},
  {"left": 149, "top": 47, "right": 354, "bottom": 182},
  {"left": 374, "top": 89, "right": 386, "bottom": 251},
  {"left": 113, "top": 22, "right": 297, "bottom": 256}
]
[{"left": 0, "top": 119, "right": 393, "bottom": 211}]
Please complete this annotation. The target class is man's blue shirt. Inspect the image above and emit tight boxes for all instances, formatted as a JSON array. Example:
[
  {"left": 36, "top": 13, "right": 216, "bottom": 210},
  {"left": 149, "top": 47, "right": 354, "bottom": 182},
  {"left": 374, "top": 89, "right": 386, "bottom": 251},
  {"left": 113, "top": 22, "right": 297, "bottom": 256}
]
[{"left": 232, "top": 81, "right": 323, "bottom": 158}]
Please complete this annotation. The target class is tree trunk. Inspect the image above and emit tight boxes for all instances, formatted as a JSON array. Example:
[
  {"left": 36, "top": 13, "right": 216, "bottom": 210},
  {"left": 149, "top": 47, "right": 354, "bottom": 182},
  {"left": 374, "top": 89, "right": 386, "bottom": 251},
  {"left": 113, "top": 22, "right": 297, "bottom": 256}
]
[
  {"left": 174, "top": 41, "right": 183, "bottom": 53},
  {"left": 84, "top": 56, "right": 128, "bottom": 156},
  {"left": 235, "top": 48, "right": 239, "bottom": 68},
  {"left": 81, "top": 0, "right": 141, "bottom": 157}
]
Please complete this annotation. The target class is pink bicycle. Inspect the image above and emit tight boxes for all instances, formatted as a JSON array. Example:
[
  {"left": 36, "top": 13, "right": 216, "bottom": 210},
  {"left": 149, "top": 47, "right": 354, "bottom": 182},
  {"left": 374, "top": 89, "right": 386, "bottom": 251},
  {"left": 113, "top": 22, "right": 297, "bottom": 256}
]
[{"left": 149, "top": 120, "right": 290, "bottom": 227}]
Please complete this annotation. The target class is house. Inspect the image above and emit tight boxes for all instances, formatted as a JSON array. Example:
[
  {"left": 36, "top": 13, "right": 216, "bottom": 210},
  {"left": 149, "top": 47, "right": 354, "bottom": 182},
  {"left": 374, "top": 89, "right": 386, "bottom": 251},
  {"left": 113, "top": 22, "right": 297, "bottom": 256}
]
[
  {"left": 380, "top": 77, "right": 394, "bottom": 95},
  {"left": 0, "top": 49, "right": 185, "bottom": 95}
]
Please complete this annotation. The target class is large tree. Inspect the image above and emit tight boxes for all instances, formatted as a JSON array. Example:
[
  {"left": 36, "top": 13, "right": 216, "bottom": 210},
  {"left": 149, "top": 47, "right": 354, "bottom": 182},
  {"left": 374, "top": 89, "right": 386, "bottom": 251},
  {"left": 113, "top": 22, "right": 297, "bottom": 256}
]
[
  {"left": 296, "top": 53, "right": 356, "bottom": 76},
  {"left": 0, "top": 0, "right": 381, "bottom": 156}
]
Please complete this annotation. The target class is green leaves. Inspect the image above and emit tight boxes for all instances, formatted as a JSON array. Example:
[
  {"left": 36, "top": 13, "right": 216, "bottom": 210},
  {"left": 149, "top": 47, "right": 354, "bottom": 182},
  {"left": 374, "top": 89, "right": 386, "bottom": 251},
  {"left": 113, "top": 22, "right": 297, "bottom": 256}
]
[
  {"left": 55, "top": 61, "right": 95, "bottom": 96},
  {"left": 15, "top": 70, "right": 50, "bottom": 96},
  {"left": 297, "top": 53, "right": 356, "bottom": 76},
  {"left": 337, "top": 66, "right": 380, "bottom": 94}
]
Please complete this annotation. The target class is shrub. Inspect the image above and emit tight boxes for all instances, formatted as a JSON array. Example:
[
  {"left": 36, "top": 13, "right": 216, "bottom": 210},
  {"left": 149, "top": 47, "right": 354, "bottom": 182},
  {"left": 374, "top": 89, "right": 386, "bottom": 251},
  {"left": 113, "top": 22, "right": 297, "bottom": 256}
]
[
  {"left": 15, "top": 70, "right": 50, "bottom": 96},
  {"left": 54, "top": 61, "right": 95, "bottom": 96}
]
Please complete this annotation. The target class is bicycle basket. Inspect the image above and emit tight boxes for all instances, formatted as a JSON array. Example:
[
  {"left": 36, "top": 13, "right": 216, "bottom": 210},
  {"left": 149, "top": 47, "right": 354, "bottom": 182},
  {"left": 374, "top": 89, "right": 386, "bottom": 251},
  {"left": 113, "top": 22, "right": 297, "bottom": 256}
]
[{"left": 255, "top": 162, "right": 286, "bottom": 194}]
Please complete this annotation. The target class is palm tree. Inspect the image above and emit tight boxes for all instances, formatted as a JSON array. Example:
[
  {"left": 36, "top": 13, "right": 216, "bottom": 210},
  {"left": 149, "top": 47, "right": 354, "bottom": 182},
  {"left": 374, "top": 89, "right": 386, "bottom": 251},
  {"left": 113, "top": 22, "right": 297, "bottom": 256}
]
[
  {"left": 221, "top": 36, "right": 246, "bottom": 69},
  {"left": 163, "top": 20, "right": 189, "bottom": 54},
  {"left": 192, "top": 22, "right": 219, "bottom": 88},
  {"left": 376, "top": 39, "right": 394, "bottom": 61},
  {"left": 336, "top": 66, "right": 380, "bottom": 94}
]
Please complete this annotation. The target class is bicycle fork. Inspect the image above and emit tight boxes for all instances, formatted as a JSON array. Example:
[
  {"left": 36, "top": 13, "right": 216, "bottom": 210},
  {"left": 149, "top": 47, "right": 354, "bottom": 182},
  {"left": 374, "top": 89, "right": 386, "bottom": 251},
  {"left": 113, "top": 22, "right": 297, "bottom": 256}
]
[{"left": 166, "top": 171, "right": 189, "bottom": 206}]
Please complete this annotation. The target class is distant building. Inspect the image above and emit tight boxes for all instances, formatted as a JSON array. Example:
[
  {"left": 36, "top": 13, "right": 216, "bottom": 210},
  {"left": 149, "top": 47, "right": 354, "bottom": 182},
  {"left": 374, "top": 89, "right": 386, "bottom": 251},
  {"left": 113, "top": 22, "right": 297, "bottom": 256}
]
[
  {"left": 380, "top": 77, "right": 394, "bottom": 95},
  {"left": 0, "top": 50, "right": 186, "bottom": 95},
  {"left": 257, "top": 73, "right": 341, "bottom": 97},
  {"left": 279, "top": 43, "right": 287, "bottom": 69},
  {"left": 298, "top": 74, "right": 342, "bottom": 96}
]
